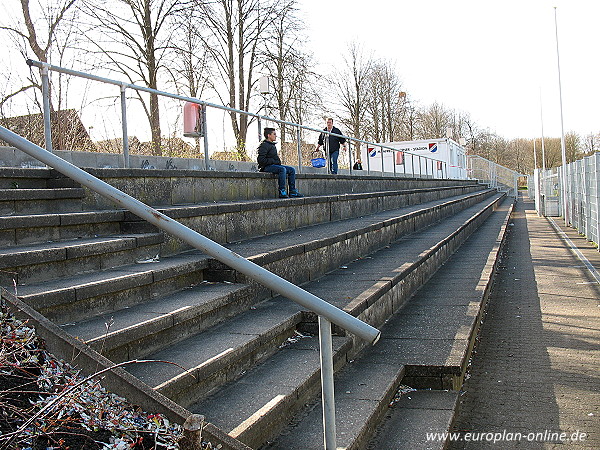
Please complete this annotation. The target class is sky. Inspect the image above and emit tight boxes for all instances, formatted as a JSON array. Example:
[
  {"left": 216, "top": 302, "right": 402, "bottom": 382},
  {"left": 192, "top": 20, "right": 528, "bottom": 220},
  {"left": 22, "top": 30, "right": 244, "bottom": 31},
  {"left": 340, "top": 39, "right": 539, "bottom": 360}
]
[
  {"left": 1, "top": 0, "right": 597, "bottom": 146},
  {"left": 297, "top": 0, "right": 599, "bottom": 140}
]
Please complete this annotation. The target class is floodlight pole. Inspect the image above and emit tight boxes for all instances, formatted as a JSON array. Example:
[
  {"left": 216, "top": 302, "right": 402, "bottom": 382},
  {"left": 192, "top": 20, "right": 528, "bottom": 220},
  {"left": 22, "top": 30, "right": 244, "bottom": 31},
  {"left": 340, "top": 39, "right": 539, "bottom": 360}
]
[{"left": 554, "top": 6, "right": 569, "bottom": 225}]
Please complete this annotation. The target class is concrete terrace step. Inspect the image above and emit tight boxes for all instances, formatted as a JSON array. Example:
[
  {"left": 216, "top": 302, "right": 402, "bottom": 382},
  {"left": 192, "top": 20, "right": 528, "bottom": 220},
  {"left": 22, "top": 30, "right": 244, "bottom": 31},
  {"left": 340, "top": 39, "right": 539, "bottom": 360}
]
[
  {"left": 125, "top": 297, "right": 313, "bottom": 406},
  {"left": 31, "top": 189, "right": 496, "bottom": 358},
  {"left": 0, "top": 167, "right": 57, "bottom": 188},
  {"left": 0, "top": 233, "right": 163, "bottom": 286},
  {"left": 263, "top": 200, "right": 513, "bottom": 450},
  {"left": 15, "top": 251, "right": 211, "bottom": 323},
  {"left": 128, "top": 184, "right": 485, "bottom": 253},
  {"left": 0, "top": 210, "right": 127, "bottom": 247},
  {"left": 63, "top": 280, "right": 256, "bottom": 363},
  {"left": 366, "top": 390, "right": 460, "bottom": 450},
  {"left": 147, "top": 196, "right": 508, "bottom": 448},
  {"left": 0, "top": 187, "right": 85, "bottom": 215}
]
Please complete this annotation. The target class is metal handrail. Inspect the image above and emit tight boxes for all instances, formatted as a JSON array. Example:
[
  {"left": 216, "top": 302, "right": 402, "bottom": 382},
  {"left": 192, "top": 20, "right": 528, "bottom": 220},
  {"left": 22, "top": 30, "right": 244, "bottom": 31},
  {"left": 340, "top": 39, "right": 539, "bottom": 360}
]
[
  {"left": 467, "top": 155, "right": 524, "bottom": 198},
  {"left": 0, "top": 125, "right": 379, "bottom": 450},
  {"left": 26, "top": 59, "right": 446, "bottom": 178}
]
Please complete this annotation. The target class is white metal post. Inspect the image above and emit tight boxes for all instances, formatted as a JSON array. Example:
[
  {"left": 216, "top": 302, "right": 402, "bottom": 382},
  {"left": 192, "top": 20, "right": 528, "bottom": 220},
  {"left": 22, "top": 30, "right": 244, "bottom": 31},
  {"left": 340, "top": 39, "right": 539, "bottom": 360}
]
[
  {"left": 120, "top": 84, "right": 130, "bottom": 168},
  {"left": 319, "top": 316, "right": 336, "bottom": 450},
  {"left": 297, "top": 126, "right": 302, "bottom": 173},
  {"left": 41, "top": 65, "right": 53, "bottom": 153},
  {"left": 202, "top": 106, "right": 210, "bottom": 170}
]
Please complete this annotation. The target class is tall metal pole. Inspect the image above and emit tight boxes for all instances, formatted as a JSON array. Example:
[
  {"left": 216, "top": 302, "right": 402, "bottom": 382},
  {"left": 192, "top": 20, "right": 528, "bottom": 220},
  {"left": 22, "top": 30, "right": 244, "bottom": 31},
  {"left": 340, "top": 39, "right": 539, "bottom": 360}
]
[
  {"left": 41, "top": 66, "right": 53, "bottom": 153},
  {"left": 539, "top": 89, "right": 547, "bottom": 172},
  {"left": 554, "top": 6, "right": 569, "bottom": 224}
]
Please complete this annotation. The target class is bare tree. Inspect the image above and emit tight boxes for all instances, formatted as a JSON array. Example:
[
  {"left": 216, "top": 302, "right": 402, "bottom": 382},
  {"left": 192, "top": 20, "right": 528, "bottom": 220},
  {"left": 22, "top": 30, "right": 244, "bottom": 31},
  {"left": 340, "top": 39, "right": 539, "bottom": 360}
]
[
  {"left": 417, "top": 101, "right": 453, "bottom": 139},
  {"left": 80, "top": 0, "right": 190, "bottom": 155},
  {"left": 167, "top": 9, "right": 209, "bottom": 99},
  {"left": 0, "top": 0, "right": 80, "bottom": 149},
  {"left": 332, "top": 42, "right": 372, "bottom": 154},
  {"left": 582, "top": 132, "right": 599, "bottom": 155},
  {"left": 1, "top": 0, "right": 76, "bottom": 99},
  {"left": 196, "top": 0, "right": 276, "bottom": 158},
  {"left": 564, "top": 131, "right": 581, "bottom": 163},
  {"left": 363, "top": 60, "right": 403, "bottom": 143},
  {"left": 262, "top": 0, "right": 317, "bottom": 143}
]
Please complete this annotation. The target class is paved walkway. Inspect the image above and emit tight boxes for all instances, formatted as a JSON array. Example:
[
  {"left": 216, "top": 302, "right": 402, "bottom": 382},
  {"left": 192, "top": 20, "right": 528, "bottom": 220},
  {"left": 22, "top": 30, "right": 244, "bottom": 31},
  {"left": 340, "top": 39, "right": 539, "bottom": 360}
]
[{"left": 449, "top": 195, "right": 599, "bottom": 449}]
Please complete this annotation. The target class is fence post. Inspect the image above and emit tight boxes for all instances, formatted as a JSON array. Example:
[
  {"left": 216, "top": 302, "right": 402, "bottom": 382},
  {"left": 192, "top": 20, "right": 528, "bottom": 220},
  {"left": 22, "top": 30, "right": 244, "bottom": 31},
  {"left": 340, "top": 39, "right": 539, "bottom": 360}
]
[
  {"left": 120, "top": 84, "right": 130, "bottom": 168},
  {"left": 41, "top": 65, "right": 53, "bottom": 153}
]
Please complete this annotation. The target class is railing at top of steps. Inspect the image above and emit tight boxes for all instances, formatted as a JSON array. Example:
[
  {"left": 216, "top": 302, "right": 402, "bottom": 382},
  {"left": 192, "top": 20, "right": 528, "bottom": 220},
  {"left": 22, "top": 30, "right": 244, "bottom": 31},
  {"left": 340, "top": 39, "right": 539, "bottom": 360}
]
[
  {"left": 0, "top": 125, "right": 380, "bottom": 450},
  {"left": 26, "top": 58, "right": 447, "bottom": 179}
]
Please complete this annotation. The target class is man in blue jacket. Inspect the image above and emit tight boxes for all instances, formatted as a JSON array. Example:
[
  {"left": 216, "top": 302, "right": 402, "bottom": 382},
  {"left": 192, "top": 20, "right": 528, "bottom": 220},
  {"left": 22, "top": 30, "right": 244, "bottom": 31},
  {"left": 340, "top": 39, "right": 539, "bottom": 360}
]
[
  {"left": 257, "top": 127, "right": 303, "bottom": 198},
  {"left": 316, "top": 118, "right": 347, "bottom": 174}
]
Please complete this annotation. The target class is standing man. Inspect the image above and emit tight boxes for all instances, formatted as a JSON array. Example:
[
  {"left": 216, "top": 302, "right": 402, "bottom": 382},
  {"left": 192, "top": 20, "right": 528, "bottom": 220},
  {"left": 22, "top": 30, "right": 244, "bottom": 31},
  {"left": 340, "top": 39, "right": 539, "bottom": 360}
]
[
  {"left": 316, "top": 118, "right": 347, "bottom": 174},
  {"left": 257, "top": 127, "right": 303, "bottom": 198}
]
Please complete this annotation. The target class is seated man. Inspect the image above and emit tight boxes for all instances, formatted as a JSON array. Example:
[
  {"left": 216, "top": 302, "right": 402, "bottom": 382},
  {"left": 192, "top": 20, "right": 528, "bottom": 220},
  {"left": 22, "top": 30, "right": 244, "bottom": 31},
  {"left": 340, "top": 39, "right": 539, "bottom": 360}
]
[{"left": 257, "top": 127, "right": 303, "bottom": 198}]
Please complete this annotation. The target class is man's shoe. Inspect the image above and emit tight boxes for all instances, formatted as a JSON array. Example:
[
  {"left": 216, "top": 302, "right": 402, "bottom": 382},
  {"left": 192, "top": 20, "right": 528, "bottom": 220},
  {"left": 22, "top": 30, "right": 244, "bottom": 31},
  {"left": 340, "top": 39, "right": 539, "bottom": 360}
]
[
  {"left": 289, "top": 189, "right": 303, "bottom": 198},
  {"left": 279, "top": 189, "right": 289, "bottom": 198}
]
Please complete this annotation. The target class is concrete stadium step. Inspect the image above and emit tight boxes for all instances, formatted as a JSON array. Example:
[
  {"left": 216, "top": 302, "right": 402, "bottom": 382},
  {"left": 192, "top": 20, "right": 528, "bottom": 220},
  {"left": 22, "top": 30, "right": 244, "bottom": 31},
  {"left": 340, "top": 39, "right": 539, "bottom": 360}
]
[
  {"left": 140, "top": 195, "right": 508, "bottom": 448},
  {"left": 0, "top": 233, "right": 163, "bottom": 286},
  {"left": 125, "top": 297, "right": 313, "bottom": 407},
  {"left": 0, "top": 210, "right": 128, "bottom": 248},
  {"left": 0, "top": 187, "right": 85, "bottom": 215},
  {"left": 366, "top": 390, "right": 460, "bottom": 450},
  {"left": 30, "top": 189, "right": 495, "bottom": 363},
  {"left": 15, "top": 251, "right": 211, "bottom": 323},
  {"left": 124, "top": 184, "right": 486, "bottom": 256},
  {"left": 63, "top": 280, "right": 256, "bottom": 363},
  {"left": 0, "top": 167, "right": 76, "bottom": 189},
  {"left": 263, "top": 199, "right": 512, "bottom": 450}
]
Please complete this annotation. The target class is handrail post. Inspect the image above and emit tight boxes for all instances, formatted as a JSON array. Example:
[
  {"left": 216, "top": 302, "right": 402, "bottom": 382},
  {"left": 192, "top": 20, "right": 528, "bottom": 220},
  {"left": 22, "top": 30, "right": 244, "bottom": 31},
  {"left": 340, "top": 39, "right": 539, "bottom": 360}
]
[
  {"left": 258, "top": 117, "right": 262, "bottom": 144},
  {"left": 296, "top": 126, "right": 302, "bottom": 173},
  {"left": 41, "top": 65, "right": 53, "bottom": 153},
  {"left": 348, "top": 140, "right": 353, "bottom": 175},
  {"left": 202, "top": 105, "right": 210, "bottom": 170},
  {"left": 120, "top": 84, "right": 130, "bottom": 168},
  {"left": 319, "top": 316, "right": 336, "bottom": 450}
]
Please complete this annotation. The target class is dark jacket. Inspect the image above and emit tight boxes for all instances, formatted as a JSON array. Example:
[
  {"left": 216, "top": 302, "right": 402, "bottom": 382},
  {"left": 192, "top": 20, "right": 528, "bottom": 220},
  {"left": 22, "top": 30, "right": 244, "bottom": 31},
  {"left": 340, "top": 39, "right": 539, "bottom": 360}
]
[
  {"left": 318, "top": 126, "right": 346, "bottom": 153},
  {"left": 257, "top": 139, "right": 281, "bottom": 171}
]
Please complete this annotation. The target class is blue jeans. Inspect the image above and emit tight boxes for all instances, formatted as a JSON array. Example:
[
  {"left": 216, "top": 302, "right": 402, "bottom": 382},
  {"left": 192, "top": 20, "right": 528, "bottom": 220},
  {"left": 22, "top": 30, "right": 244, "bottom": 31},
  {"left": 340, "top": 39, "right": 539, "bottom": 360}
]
[
  {"left": 329, "top": 150, "right": 339, "bottom": 174},
  {"left": 263, "top": 164, "right": 296, "bottom": 191}
]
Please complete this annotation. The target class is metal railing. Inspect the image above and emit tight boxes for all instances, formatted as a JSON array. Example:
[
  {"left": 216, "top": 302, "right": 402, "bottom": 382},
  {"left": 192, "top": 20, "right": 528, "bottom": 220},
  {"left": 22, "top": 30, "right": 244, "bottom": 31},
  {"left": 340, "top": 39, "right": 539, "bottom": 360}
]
[
  {"left": 530, "top": 152, "right": 600, "bottom": 248},
  {"left": 26, "top": 59, "right": 446, "bottom": 178},
  {"left": 0, "top": 125, "right": 380, "bottom": 449},
  {"left": 467, "top": 155, "right": 523, "bottom": 198}
]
